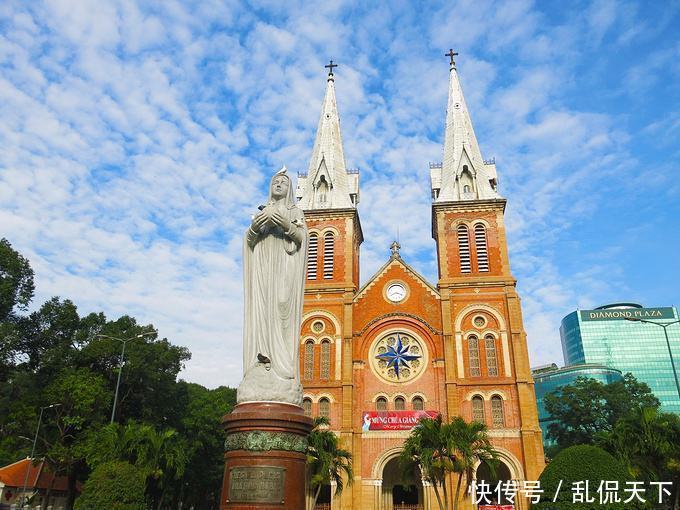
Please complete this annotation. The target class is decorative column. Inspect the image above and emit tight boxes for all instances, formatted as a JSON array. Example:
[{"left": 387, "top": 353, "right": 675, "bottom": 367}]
[{"left": 219, "top": 402, "right": 313, "bottom": 510}]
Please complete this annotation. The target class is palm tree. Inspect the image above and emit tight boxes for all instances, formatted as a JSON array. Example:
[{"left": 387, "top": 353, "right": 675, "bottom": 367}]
[
  {"left": 400, "top": 415, "right": 498, "bottom": 510},
  {"left": 306, "top": 417, "right": 353, "bottom": 510},
  {"left": 128, "top": 425, "right": 187, "bottom": 510},
  {"left": 597, "top": 407, "right": 680, "bottom": 509}
]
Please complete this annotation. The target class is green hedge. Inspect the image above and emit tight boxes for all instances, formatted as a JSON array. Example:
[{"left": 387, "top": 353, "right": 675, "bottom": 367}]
[
  {"left": 75, "top": 461, "right": 146, "bottom": 510},
  {"left": 534, "top": 445, "right": 641, "bottom": 510}
]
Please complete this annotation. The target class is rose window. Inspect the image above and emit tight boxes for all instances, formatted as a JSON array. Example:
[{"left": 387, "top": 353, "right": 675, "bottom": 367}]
[{"left": 370, "top": 331, "right": 427, "bottom": 383}]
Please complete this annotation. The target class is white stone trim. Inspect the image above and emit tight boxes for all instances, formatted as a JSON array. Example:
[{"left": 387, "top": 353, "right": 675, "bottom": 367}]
[{"left": 501, "top": 331, "right": 512, "bottom": 377}]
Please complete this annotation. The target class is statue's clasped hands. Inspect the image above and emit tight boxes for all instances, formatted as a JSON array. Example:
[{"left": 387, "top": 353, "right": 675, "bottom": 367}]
[{"left": 250, "top": 207, "right": 292, "bottom": 233}]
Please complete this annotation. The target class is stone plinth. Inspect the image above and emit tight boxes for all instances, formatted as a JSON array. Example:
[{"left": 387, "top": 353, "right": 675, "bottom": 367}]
[{"left": 220, "top": 402, "right": 313, "bottom": 510}]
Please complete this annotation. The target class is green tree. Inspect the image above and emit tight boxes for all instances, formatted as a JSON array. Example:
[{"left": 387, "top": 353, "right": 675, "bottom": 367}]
[
  {"left": 307, "top": 417, "right": 353, "bottom": 510},
  {"left": 173, "top": 383, "right": 235, "bottom": 509},
  {"left": 0, "top": 238, "right": 35, "bottom": 321},
  {"left": 74, "top": 461, "right": 146, "bottom": 510},
  {"left": 130, "top": 425, "right": 187, "bottom": 510},
  {"left": 43, "top": 368, "right": 111, "bottom": 509},
  {"left": 400, "top": 415, "right": 497, "bottom": 510},
  {"left": 535, "top": 445, "right": 635, "bottom": 510},
  {"left": 597, "top": 407, "right": 680, "bottom": 509},
  {"left": 544, "top": 374, "right": 659, "bottom": 449}
]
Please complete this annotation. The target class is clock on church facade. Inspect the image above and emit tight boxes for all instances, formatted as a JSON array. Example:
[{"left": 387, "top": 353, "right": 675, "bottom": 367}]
[{"left": 295, "top": 56, "right": 545, "bottom": 510}]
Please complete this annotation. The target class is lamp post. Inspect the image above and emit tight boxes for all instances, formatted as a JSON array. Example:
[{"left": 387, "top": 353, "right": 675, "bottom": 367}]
[
  {"left": 97, "top": 331, "right": 154, "bottom": 424},
  {"left": 20, "top": 403, "right": 61, "bottom": 509},
  {"left": 625, "top": 317, "right": 680, "bottom": 401}
]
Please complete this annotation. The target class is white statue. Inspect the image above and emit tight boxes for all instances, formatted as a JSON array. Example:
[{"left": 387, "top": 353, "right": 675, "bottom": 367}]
[{"left": 237, "top": 167, "right": 307, "bottom": 405}]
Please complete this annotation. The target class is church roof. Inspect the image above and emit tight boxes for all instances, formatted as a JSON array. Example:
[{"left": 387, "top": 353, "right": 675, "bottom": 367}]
[
  {"left": 432, "top": 53, "right": 501, "bottom": 203},
  {"left": 296, "top": 64, "right": 359, "bottom": 210}
]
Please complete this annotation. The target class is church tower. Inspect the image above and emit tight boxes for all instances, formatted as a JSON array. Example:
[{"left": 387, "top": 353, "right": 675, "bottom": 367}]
[
  {"left": 430, "top": 51, "right": 545, "bottom": 484},
  {"left": 297, "top": 62, "right": 362, "bottom": 451}
]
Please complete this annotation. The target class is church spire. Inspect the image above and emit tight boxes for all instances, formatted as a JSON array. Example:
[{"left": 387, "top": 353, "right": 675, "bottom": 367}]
[
  {"left": 296, "top": 61, "right": 359, "bottom": 210},
  {"left": 431, "top": 50, "right": 500, "bottom": 202}
]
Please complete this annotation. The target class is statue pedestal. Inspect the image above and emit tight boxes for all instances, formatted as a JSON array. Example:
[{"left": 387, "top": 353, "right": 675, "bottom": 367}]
[{"left": 219, "top": 402, "right": 313, "bottom": 510}]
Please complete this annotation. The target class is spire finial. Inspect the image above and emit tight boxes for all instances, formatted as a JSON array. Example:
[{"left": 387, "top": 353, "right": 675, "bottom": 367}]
[
  {"left": 390, "top": 240, "right": 401, "bottom": 259},
  {"left": 325, "top": 60, "right": 338, "bottom": 78},
  {"left": 445, "top": 49, "right": 459, "bottom": 69}
]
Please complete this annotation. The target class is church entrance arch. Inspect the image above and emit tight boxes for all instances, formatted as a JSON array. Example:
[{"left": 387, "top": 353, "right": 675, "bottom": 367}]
[
  {"left": 382, "top": 456, "right": 422, "bottom": 510},
  {"left": 476, "top": 459, "right": 514, "bottom": 505}
]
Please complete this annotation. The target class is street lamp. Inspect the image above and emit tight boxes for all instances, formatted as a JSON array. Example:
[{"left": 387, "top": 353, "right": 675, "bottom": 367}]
[
  {"left": 97, "top": 331, "right": 155, "bottom": 424},
  {"left": 625, "top": 317, "right": 680, "bottom": 401},
  {"left": 20, "top": 403, "right": 61, "bottom": 509}
]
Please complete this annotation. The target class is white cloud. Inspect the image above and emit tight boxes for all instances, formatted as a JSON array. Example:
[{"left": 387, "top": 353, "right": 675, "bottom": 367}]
[{"left": 1, "top": 0, "right": 676, "bottom": 387}]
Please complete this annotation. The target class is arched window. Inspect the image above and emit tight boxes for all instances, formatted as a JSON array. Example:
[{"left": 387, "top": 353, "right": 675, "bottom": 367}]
[
  {"left": 376, "top": 397, "right": 388, "bottom": 412},
  {"left": 319, "top": 398, "right": 330, "bottom": 421},
  {"left": 457, "top": 225, "right": 471, "bottom": 273},
  {"left": 491, "top": 395, "right": 504, "bottom": 427},
  {"left": 468, "top": 335, "right": 481, "bottom": 377},
  {"left": 303, "top": 341, "right": 314, "bottom": 380},
  {"left": 485, "top": 334, "right": 498, "bottom": 376},
  {"left": 474, "top": 224, "right": 489, "bottom": 272},
  {"left": 307, "top": 233, "right": 318, "bottom": 280},
  {"left": 394, "top": 396, "right": 405, "bottom": 410},
  {"left": 302, "top": 398, "right": 312, "bottom": 417},
  {"left": 320, "top": 340, "right": 331, "bottom": 380},
  {"left": 472, "top": 396, "right": 485, "bottom": 423},
  {"left": 323, "top": 232, "right": 334, "bottom": 279},
  {"left": 412, "top": 396, "right": 424, "bottom": 411},
  {"left": 463, "top": 185, "right": 471, "bottom": 193}
]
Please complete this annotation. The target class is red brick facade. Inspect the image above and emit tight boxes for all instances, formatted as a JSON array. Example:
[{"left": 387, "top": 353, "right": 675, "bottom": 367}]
[{"left": 300, "top": 199, "right": 545, "bottom": 509}]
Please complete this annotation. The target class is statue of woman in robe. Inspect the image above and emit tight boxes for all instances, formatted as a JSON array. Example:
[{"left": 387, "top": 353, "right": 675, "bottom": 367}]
[{"left": 237, "top": 167, "right": 307, "bottom": 405}]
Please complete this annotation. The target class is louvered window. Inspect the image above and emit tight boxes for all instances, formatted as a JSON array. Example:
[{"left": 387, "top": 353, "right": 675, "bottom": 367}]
[
  {"left": 394, "top": 397, "right": 405, "bottom": 410},
  {"left": 303, "top": 341, "right": 314, "bottom": 380},
  {"left": 323, "top": 232, "right": 334, "bottom": 279},
  {"left": 491, "top": 396, "right": 504, "bottom": 427},
  {"left": 485, "top": 335, "right": 498, "bottom": 376},
  {"left": 458, "top": 225, "right": 471, "bottom": 273},
  {"left": 320, "top": 340, "right": 331, "bottom": 380},
  {"left": 472, "top": 396, "right": 485, "bottom": 423},
  {"left": 475, "top": 224, "right": 489, "bottom": 272},
  {"left": 319, "top": 398, "right": 330, "bottom": 420},
  {"left": 307, "top": 234, "right": 318, "bottom": 280},
  {"left": 302, "top": 398, "right": 312, "bottom": 417},
  {"left": 468, "top": 335, "right": 481, "bottom": 376},
  {"left": 412, "top": 396, "right": 424, "bottom": 411},
  {"left": 376, "top": 397, "right": 387, "bottom": 412}
]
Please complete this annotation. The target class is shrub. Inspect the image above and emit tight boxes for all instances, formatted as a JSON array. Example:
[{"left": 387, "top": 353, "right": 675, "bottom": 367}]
[
  {"left": 534, "top": 445, "right": 638, "bottom": 510},
  {"left": 75, "top": 461, "right": 146, "bottom": 510}
]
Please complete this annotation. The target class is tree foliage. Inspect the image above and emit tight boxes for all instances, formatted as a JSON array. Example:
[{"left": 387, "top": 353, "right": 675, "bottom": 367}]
[
  {"left": 0, "top": 238, "right": 34, "bottom": 321},
  {"left": 535, "top": 445, "right": 637, "bottom": 510},
  {"left": 597, "top": 407, "right": 680, "bottom": 508},
  {"left": 74, "top": 461, "right": 146, "bottom": 510},
  {"left": 544, "top": 374, "right": 659, "bottom": 450}
]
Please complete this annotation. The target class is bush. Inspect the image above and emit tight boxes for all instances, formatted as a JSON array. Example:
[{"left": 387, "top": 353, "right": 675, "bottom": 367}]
[
  {"left": 534, "top": 445, "right": 639, "bottom": 510},
  {"left": 75, "top": 461, "right": 146, "bottom": 510}
]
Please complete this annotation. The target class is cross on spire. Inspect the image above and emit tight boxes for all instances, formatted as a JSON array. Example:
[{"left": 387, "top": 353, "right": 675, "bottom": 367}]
[
  {"left": 325, "top": 60, "right": 338, "bottom": 76},
  {"left": 445, "top": 49, "right": 459, "bottom": 68}
]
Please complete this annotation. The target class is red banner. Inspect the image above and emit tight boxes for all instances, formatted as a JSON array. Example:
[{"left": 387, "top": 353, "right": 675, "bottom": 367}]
[{"left": 361, "top": 410, "right": 439, "bottom": 431}]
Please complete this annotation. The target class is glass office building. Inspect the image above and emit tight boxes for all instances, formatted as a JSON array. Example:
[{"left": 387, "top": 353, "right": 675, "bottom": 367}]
[
  {"left": 532, "top": 363, "right": 623, "bottom": 447},
  {"left": 560, "top": 303, "right": 680, "bottom": 414}
]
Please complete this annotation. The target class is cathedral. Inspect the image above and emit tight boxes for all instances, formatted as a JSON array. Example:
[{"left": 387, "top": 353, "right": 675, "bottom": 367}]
[{"left": 295, "top": 54, "right": 545, "bottom": 510}]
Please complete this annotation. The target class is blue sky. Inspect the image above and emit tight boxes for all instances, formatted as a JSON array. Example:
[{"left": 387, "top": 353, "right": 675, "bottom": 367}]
[{"left": 1, "top": 0, "right": 678, "bottom": 388}]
